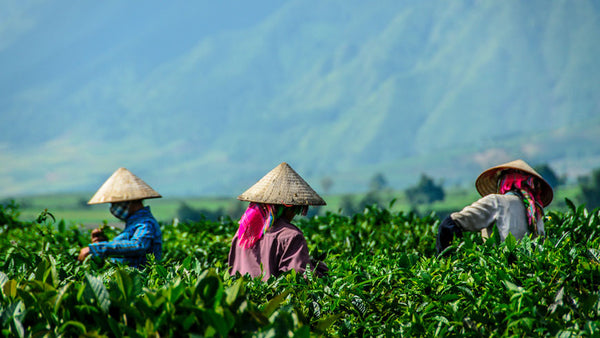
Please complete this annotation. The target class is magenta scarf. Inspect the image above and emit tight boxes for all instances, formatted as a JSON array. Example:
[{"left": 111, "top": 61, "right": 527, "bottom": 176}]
[
  {"left": 236, "top": 203, "right": 309, "bottom": 249},
  {"left": 498, "top": 172, "right": 544, "bottom": 234},
  {"left": 237, "top": 203, "right": 276, "bottom": 249}
]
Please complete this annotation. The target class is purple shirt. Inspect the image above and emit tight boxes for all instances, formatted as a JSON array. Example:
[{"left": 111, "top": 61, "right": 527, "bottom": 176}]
[{"left": 228, "top": 218, "right": 311, "bottom": 281}]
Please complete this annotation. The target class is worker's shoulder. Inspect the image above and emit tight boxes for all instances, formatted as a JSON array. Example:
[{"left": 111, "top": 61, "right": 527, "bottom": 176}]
[
  {"left": 477, "top": 193, "right": 521, "bottom": 204},
  {"left": 474, "top": 193, "right": 525, "bottom": 213},
  {"left": 268, "top": 219, "right": 304, "bottom": 239},
  {"left": 489, "top": 193, "right": 522, "bottom": 204}
]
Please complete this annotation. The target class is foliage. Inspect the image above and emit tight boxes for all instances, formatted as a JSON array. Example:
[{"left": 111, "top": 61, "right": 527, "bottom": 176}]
[
  {"left": 1, "top": 200, "right": 600, "bottom": 336},
  {"left": 579, "top": 167, "right": 600, "bottom": 210},
  {"left": 369, "top": 173, "right": 388, "bottom": 192},
  {"left": 321, "top": 177, "right": 334, "bottom": 194},
  {"left": 534, "top": 163, "right": 564, "bottom": 189},
  {"left": 0, "top": 201, "right": 21, "bottom": 230},
  {"left": 176, "top": 202, "right": 223, "bottom": 222},
  {"left": 335, "top": 173, "right": 394, "bottom": 216},
  {"left": 406, "top": 173, "right": 446, "bottom": 205}
]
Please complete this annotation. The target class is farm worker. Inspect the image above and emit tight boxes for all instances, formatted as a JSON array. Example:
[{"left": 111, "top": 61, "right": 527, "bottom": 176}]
[
  {"left": 436, "top": 159, "right": 553, "bottom": 254},
  {"left": 77, "top": 167, "right": 162, "bottom": 268},
  {"left": 228, "top": 162, "right": 328, "bottom": 281}
]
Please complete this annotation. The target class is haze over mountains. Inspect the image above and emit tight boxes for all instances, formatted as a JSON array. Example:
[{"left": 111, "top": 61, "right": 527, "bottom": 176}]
[{"left": 1, "top": 0, "right": 599, "bottom": 198}]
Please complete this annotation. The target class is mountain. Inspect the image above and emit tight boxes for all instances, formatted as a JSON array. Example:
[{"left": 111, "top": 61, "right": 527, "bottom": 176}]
[{"left": 1, "top": 0, "right": 599, "bottom": 198}]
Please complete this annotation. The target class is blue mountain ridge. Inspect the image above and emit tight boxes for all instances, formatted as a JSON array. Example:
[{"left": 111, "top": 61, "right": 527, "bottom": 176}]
[{"left": 1, "top": 0, "right": 599, "bottom": 197}]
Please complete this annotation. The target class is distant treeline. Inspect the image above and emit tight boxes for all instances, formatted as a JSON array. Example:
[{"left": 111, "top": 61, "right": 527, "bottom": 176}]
[
  {"left": 3, "top": 164, "right": 598, "bottom": 224},
  {"left": 174, "top": 164, "right": 600, "bottom": 223}
]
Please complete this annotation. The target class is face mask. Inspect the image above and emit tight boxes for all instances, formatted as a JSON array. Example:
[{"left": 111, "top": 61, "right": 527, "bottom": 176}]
[{"left": 110, "top": 201, "right": 131, "bottom": 220}]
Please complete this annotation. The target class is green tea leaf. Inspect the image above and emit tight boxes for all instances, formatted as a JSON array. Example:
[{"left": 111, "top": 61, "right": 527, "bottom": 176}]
[
  {"left": 565, "top": 198, "right": 576, "bottom": 213},
  {"left": 3, "top": 279, "right": 17, "bottom": 298},
  {"left": 225, "top": 278, "right": 244, "bottom": 306},
  {"left": 85, "top": 273, "right": 110, "bottom": 313},
  {"left": 262, "top": 289, "right": 292, "bottom": 318},
  {"left": 503, "top": 280, "right": 522, "bottom": 293},
  {"left": 505, "top": 233, "right": 517, "bottom": 252},
  {"left": 0, "top": 272, "right": 8, "bottom": 289},
  {"left": 59, "top": 321, "right": 87, "bottom": 335},
  {"left": 114, "top": 268, "right": 134, "bottom": 302}
]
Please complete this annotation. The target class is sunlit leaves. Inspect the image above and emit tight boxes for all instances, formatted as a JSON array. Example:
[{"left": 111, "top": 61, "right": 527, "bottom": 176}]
[{"left": 0, "top": 201, "right": 599, "bottom": 335}]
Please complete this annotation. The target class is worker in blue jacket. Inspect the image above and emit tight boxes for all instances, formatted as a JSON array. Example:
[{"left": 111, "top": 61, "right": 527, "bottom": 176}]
[{"left": 78, "top": 167, "right": 162, "bottom": 268}]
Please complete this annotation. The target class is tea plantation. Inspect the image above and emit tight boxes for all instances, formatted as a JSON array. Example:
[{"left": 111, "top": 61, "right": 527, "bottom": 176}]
[{"left": 1, "top": 199, "right": 599, "bottom": 337}]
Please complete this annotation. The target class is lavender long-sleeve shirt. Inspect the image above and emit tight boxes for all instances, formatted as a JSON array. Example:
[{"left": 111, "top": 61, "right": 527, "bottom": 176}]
[{"left": 228, "top": 218, "right": 311, "bottom": 281}]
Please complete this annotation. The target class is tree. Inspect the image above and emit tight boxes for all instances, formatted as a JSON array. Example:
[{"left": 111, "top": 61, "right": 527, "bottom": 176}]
[
  {"left": 321, "top": 177, "right": 334, "bottom": 194},
  {"left": 369, "top": 173, "right": 388, "bottom": 192},
  {"left": 579, "top": 168, "right": 600, "bottom": 210},
  {"left": 176, "top": 203, "right": 225, "bottom": 222},
  {"left": 339, "top": 194, "right": 358, "bottom": 216},
  {"left": 405, "top": 174, "right": 445, "bottom": 205},
  {"left": 534, "top": 163, "right": 563, "bottom": 189},
  {"left": 358, "top": 191, "right": 381, "bottom": 211}
]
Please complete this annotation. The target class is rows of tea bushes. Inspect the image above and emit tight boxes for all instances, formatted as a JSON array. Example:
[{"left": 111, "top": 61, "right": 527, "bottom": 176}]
[{"left": 1, "top": 199, "right": 600, "bottom": 336}]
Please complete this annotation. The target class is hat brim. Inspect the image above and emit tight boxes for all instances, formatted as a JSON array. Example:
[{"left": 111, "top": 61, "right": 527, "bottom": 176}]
[
  {"left": 88, "top": 168, "right": 162, "bottom": 205},
  {"left": 237, "top": 162, "right": 326, "bottom": 206},
  {"left": 475, "top": 159, "right": 553, "bottom": 207}
]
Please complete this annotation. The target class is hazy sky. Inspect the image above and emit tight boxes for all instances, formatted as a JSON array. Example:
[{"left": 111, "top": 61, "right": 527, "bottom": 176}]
[
  {"left": 1, "top": 1, "right": 598, "bottom": 197},
  {"left": 1, "top": 1, "right": 284, "bottom": 100}
]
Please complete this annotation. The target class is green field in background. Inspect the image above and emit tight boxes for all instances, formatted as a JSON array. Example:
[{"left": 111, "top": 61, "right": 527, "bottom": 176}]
[{"left": 6, "top": 185, "right": 582, "bottom": 227}]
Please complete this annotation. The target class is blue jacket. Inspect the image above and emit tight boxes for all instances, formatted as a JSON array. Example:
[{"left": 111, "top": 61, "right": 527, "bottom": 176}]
[{"left": 89, "top": 206, "right": 162, "bottom": 268}]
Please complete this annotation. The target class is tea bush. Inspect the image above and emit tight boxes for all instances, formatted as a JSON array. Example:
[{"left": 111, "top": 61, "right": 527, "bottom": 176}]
[{"left": 1, "top": 200, "right": 599, "bottom": 336}]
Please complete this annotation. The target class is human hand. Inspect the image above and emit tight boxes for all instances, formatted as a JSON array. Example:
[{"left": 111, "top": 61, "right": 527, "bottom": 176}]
[
  {"left": 91, "top": 228, "right": 108, "bottom": 243},
  {"left": 78, "top": 246, "right": 91, "bottom": 262}
]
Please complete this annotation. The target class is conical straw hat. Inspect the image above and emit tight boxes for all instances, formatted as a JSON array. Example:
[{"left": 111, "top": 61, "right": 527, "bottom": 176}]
[
  {"left": 475, "top": 159, "right": 553, "bottom": 207},
  {"left": 88, "top": 168, "right": 162, "bottom": 205},
  {"left": 237, "top": 162, "right": 326, "bottom": 206}
]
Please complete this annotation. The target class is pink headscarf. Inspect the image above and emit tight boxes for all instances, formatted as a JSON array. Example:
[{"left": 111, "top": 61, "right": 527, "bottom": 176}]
[
  {"left": 237, "top": 203, "right": 276, "bottom": 249},
  {"left": 498, "top": 171, "right": 544, "bottom": 234},
  {"left": 236, "top": 203, "right": 309, "bottom": 249}
]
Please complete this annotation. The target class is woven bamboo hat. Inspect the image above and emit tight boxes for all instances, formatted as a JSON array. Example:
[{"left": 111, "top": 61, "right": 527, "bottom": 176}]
[
  {"left": 88, "top": 167, "right": 162, "bottom": 205},
  {"left": 237, "top": 162, "right": 326, "bottom": 206},
  {"left": 475, "top": 159, "right": 553, "bottom": 207}
]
